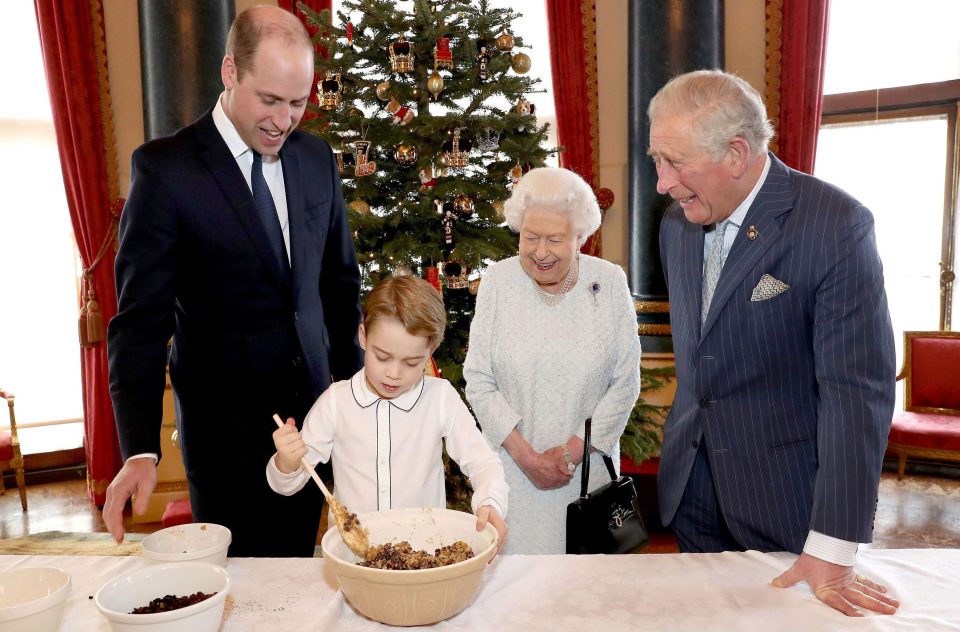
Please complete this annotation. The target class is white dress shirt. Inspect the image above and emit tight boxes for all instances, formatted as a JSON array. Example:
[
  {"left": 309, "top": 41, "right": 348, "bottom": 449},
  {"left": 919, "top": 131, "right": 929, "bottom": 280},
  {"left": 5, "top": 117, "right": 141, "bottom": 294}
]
[
  {"left": 266, "top": 369, "right": 509, "bottom": 518},
  {"left": 212, "top": 95, "right": 291, "bottom": 263},
  {"left": 702, "top": 154, "right": 771, "bottom": 268}
]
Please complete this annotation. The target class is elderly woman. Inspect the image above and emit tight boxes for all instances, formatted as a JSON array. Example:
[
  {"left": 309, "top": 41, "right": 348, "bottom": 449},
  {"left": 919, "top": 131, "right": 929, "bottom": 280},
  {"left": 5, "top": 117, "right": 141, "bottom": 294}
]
[{"left": 464, "top": 167, "right": 641, "bottom": 554}]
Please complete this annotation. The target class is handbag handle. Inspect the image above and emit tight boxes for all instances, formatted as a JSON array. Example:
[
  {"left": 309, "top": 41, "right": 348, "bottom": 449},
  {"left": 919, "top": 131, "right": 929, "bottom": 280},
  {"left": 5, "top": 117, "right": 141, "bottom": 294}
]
[{"left": 579, "top": 418, "right": 619, "bottom": 498}]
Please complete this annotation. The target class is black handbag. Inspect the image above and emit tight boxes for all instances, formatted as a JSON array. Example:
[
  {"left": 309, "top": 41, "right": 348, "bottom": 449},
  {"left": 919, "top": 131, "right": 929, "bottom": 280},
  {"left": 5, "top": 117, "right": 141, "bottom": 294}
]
[{"left": 566, "top": 418, "right": 649, "bottom": 554}]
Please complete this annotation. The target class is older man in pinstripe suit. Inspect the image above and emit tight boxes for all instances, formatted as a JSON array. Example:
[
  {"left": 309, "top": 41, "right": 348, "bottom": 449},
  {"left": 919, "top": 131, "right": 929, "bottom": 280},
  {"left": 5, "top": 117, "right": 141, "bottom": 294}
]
[{"left": 649, "top": 70, "right": 899, "bottom": 617}]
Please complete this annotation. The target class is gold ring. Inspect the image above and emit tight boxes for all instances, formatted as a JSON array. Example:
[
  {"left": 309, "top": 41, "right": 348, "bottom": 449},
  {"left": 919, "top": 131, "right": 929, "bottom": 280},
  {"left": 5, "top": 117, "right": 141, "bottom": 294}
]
[{"left": 854, "top": 573, "right": 867, "bottom": 585}]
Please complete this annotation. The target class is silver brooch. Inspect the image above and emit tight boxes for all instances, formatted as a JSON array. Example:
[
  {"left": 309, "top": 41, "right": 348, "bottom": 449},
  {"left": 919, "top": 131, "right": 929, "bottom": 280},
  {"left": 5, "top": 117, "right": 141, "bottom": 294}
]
[{"left": 590, "top": 282, "right": 601, "bottom": 305}]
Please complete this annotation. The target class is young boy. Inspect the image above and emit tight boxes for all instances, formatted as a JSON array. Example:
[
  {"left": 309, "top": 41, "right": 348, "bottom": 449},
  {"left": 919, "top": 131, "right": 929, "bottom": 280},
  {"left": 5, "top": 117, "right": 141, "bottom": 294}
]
[{"left": 267, "top": 275, "right": 508, "bottom": 552}]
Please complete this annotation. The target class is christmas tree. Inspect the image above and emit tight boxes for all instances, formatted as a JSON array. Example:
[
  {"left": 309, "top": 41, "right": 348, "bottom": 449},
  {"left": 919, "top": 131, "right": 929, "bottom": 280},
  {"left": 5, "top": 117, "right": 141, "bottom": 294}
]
[{"left": 300, "top": 0, "right": 554, "bottom": 389}]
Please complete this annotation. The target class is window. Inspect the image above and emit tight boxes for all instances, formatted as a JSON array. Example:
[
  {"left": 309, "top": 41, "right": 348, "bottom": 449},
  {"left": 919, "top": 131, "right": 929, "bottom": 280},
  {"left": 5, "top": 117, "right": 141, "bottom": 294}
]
[
  {"left": 0, "top": 3, "right": 84, "bottom": 432},
  {"left": 815, "top": 0, "right": 960, "bottom": 407}
]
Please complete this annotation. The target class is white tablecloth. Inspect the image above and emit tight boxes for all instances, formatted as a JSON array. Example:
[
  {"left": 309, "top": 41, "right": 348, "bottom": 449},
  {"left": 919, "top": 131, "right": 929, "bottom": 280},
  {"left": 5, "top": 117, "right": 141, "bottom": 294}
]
[{"left": 1, "top": 549, "right": 957, "bottom": 631}]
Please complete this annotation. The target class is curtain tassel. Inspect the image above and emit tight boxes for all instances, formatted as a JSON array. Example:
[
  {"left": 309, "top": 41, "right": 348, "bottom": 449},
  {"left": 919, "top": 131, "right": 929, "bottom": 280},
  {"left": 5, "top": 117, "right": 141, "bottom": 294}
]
[
  {"left": 78, "top": 302, "right": 90, "bottom": 347},
  {"left": 79, "top": 276, "right": 104, "bottom": 347},
  {"left": 84, "top": 282, "right": 105, "bottom": 345}
]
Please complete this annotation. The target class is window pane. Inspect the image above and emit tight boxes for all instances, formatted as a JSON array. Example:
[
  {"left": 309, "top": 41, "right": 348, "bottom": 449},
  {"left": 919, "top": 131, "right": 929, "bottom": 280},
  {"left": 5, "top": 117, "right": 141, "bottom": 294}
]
[
  {"left": 815, "top": 116, "right": 947, "bottom": 406},
  {"left": 0, "top": 3, "right": 82, "bottom": 425},
  {"left": 824, "top": 0, "right": 960, "bottom": 94}
]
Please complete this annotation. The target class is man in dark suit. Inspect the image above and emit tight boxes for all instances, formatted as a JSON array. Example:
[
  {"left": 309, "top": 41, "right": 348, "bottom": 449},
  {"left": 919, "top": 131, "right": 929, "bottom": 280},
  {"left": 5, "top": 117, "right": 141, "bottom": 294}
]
[
  {"left": 103, "top": 6, "right": 363, "bottom": 557},
  {"left": 650, "top": 70, "right": 899, "bottom": 616}
]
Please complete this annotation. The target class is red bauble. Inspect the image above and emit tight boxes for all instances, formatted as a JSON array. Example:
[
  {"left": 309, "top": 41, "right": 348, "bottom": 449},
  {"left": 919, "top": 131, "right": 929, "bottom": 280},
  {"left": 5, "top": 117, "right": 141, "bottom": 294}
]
[{"left": 595, "top": 187, "right": 615, "bottom": 211}]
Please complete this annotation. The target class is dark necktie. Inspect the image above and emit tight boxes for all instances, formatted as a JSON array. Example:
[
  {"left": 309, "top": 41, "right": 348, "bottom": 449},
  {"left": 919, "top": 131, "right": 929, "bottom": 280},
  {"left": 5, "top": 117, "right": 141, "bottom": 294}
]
[{"left": 251, "top": 150, "right": 289, "bottom": 273}]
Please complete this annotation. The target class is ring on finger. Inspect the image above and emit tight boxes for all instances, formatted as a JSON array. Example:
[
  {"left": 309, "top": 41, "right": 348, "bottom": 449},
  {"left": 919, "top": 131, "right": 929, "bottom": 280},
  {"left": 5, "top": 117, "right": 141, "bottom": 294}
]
[{"left": 854, "top": 573, "right": 867, "bottom": 585}]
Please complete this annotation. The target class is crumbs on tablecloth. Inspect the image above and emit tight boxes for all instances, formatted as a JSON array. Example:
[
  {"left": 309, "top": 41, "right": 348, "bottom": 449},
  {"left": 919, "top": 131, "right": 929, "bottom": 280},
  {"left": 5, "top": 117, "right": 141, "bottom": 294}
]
[{"left": 223, "top": 594, "right": 303, "bottom": 618}]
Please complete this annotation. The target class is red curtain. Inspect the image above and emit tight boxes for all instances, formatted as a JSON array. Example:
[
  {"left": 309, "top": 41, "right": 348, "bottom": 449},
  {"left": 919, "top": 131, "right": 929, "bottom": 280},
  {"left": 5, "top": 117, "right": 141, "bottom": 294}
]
[
  {"left": 279, "top": 0, "right": 333, "bottom": 122},
  {"left": 34, "top": 0, "right": 123, "bottom": 505},
  {"left": 765, "top": 0, "right": 830, "bottom": 174},
  {"left": 545, "top": 0, "right": 602, "bottom": 257}
]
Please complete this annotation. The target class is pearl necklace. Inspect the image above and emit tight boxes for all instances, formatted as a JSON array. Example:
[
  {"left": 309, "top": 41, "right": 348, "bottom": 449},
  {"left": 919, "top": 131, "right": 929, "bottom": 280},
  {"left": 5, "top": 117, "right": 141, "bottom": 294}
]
[{"left": 533, "top": 259, "right": 577, "bottom": 306}]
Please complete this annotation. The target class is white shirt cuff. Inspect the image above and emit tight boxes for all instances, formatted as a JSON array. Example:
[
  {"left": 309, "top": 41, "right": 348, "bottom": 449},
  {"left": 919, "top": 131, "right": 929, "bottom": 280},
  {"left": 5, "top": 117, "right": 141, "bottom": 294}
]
[
  {"left": 474, "top": 497, "right": 506, "bottom": 520},
  {"left": 268, "top": 453, "right": 303, "bottom": 478},
  {"left": 126, "top": 453, "right": 158, "bottom": 464},
  {"left": 803, "top": 530, "right": 859, "bottom": 566}
]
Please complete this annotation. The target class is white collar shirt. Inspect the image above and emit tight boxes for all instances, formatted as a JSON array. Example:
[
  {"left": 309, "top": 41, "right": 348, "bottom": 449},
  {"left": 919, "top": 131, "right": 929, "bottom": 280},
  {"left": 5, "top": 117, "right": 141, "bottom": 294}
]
[
  {"left": 266, "top": 369, "right": 509, "bottom": 518},
  {"left": 212, "top": 96, "right": 291, "bottom": 262},
  {"left": 703, "top": 153, "right": 772, "bottom": 269}
]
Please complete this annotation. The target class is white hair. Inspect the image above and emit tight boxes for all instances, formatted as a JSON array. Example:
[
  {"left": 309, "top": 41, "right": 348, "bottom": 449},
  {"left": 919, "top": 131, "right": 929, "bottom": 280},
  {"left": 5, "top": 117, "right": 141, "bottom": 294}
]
[
  {"left": 502, "top": 167, "right": 601, "bottom": 239},
  {"left": 647, "top": 69, "right": 773, "bottom": 161}
]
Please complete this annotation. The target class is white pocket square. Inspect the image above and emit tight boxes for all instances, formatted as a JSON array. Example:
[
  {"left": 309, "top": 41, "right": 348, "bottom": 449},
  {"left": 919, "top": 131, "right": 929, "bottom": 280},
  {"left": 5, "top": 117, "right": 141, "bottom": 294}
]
[{"left": 751, "top": 274, "right": 791, "bottom": 301}]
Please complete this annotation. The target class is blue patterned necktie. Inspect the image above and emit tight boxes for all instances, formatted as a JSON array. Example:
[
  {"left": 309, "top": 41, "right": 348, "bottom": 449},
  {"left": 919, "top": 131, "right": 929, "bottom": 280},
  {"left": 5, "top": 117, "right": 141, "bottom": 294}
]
[
  {"left": 701, "top": 219, "right": 730, "bottom": 325},
  {"left": 251, "top": 150, "right": 289, "bottom": 273}
]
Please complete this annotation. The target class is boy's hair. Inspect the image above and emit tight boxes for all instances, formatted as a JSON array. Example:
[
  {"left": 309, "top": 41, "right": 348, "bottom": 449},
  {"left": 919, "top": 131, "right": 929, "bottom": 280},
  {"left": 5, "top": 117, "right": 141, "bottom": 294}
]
[{"left": 363, "top": 275, "right": 446, "bottom": 351}]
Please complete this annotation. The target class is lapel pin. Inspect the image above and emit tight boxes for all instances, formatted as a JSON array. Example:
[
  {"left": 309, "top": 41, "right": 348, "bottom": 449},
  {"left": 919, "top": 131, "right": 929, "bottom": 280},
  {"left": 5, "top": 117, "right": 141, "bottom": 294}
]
[{"left": 747, "top": 225, "right": 759, "bottom": 241}]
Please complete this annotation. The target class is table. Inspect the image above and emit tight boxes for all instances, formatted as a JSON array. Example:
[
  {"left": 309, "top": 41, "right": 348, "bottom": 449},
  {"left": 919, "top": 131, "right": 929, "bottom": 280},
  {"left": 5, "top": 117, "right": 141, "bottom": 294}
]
[{"left": 1, "top": 549, "right": 957, "bottom": 631}]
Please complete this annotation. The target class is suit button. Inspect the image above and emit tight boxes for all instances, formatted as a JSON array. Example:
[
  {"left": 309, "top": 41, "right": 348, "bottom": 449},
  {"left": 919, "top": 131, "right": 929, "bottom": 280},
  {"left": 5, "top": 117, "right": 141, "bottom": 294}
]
[
  {"left": 294, "top": 311, "right": 300, "bottom": 321},
  {"left": 699, "top": 398, "right": 710, "bottom": 408},
  {"left": 292, "top": 356, "right": 303, "bottom": 368},
  {"left": 692, "top": 439, "right": 700, "bottom": 449}
]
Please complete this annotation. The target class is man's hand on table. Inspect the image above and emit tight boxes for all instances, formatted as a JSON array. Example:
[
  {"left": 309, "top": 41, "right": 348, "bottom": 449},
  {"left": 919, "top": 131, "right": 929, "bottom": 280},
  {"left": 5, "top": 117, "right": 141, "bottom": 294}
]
[
  {"left": 772, "top": 552, "right": 900, "bottom": 616},
  {"left": 102, "top": 457, "right": 158, "bottom": 544}
]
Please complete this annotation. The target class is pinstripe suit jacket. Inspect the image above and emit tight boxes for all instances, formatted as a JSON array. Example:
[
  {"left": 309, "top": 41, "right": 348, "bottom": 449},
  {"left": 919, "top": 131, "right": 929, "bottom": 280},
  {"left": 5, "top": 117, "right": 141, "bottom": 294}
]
[{"left": 657, "top": 153, "right": 896, "bottom": 553}]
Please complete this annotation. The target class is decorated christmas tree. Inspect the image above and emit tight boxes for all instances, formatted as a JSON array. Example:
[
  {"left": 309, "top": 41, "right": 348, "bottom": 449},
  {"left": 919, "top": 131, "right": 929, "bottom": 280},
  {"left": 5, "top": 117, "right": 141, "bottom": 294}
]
[{"left": 300, "top": 0, "right": 554, "bottom": 389}]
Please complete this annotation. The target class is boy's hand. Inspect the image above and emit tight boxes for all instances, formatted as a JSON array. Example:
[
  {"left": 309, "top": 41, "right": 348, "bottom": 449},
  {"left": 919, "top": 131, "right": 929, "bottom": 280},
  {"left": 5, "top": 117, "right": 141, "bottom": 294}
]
[
  {"left": 272, "top": 417, "right": 306, "bottom": 474},
  {"left": 476, "top": 505, "right": 508, "bottom": 560}
]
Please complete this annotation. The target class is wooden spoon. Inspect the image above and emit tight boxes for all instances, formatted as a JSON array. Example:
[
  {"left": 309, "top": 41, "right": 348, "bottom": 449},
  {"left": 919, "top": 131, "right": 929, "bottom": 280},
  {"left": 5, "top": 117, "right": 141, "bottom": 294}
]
[{"left": 272, "top": 414, "right": 370, "bottom": 560}]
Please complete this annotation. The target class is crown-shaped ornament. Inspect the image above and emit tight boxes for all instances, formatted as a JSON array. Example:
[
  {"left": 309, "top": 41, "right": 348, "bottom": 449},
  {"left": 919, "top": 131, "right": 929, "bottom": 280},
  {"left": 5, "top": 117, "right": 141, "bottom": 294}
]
[
  {"left": 475, "top": 127, "right": 500, "bottom": 152},
  {"left": 388, "top": 36, "right": 414, "bottom": 73},
  {"left": 440, "top": 128, "right": 472, "bottom": 168},
  {"left": 443, "top": 260, "right": 470, "bottom": 289},
  {"left": 318, "top": 72, "right": 343, "bottom": 110}
]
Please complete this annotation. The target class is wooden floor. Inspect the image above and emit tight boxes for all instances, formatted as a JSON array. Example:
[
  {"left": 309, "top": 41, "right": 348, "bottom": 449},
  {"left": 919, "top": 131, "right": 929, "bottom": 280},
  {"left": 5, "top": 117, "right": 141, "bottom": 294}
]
[{"left": 2, "top": 461, "right": 959, "bottom": 552}]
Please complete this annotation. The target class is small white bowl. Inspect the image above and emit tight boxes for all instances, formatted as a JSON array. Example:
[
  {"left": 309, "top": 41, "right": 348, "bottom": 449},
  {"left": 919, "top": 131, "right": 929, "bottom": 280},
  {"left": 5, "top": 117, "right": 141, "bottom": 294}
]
[
  {"left": 322, "top": 507, "right": 498, "bottom": 626},
  {"left": 95, "top": 562, "right": 230, "bottom": 632},
  {"left": 141, "top": 523, "right": 231, "bottom": 567},
  {"left": 0, "top": 567, "right": 71, "bottom": 632}
]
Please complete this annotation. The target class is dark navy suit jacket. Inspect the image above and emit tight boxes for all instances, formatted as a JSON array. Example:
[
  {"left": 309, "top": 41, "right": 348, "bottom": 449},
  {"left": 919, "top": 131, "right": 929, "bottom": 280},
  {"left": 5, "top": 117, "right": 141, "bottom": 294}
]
[
  {"left": 108, "top": 109, "right": 363, "bottom": 480},
  {"left": 657, "top": 154, "right": 895, "bottom": 552}
]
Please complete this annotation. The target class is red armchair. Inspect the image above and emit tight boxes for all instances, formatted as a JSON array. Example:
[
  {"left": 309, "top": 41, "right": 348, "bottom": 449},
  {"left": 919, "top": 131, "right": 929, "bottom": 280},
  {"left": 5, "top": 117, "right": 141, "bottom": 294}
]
[
  {"left": 887, "top": 331, "right": 960, "bottom": 479},
  {"left": 0, "top": 388, "right": 28, "bottom": 510}
]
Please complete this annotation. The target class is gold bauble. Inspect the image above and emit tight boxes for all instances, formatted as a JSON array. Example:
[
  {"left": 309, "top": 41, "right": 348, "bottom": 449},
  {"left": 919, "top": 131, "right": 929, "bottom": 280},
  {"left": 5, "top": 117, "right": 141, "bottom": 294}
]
[
  {"left": 511, "top": 52, "right": 531, "bottom": 74},
  {"left": 492, "top": 200, "right": 505, "bottom": 221},
  {"left": 394, "top": 264, "right": 414, "bottom": 277},
  {"left": 348, "top": 199, "right": 371, "bottom": 215},
  {"left": 495, "top": 33, "right": 514, "bottom": 52},
  {"left": 426, "top": 71, "right": 444, "bottom": 99},
  {"left": 436, "top": 153, "right": 450, "bottom": 168},
  {"left": 347, "top": 107, "right": 364, "bottom": 118},
  {"left": 469, "top": 278, "right": 481, "bottom": 295},
  {"left": 394, "top": 144, "right": 418, "bottom": 167},
  {"left": 376, "top": 81, "right": 392, "bottom": 101},
  {"left": 453, "top": 194, "right": 474, "bottom": 216}
]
